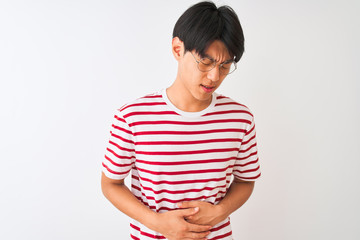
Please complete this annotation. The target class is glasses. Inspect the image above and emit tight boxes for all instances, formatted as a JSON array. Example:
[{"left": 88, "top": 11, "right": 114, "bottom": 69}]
[{"left": 190, "top": 52, "right": 237, "bottom": 76}]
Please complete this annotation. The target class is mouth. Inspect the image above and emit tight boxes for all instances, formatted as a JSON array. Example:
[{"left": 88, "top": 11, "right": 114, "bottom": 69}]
[
  {"left": 200, "top": 84, "right": 215, "bottom": 92},
  {"left": 201, "top": 84, "right": 215, "bottom": 89}
]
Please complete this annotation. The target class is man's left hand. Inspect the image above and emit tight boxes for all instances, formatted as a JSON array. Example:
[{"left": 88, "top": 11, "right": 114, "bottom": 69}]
[{"left": 176, "top": 201, "right": 226, "bottom": 227}]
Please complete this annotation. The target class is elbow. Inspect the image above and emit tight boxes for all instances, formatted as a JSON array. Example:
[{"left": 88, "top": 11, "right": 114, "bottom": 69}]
[{"left": 100, "top": 172, "right": 125, "bottom": 199}]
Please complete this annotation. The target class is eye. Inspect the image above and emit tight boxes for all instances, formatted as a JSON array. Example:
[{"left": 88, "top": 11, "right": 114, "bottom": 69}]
[
  {"left": 200, "top": 58, "right": 214, "bottom": 66},
  {"left": 221, "top": 61, "right": 233, "bottom": 69}
]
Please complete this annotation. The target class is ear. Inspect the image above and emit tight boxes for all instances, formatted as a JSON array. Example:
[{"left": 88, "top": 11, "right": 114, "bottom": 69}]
[{"left": 172, "top": 37, "right": 184, "bottom": 61}]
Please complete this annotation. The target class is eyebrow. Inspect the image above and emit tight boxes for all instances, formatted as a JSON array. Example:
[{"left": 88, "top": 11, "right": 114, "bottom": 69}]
[{"left": 202, "top": 53, "right": 234, "bottom": 64}]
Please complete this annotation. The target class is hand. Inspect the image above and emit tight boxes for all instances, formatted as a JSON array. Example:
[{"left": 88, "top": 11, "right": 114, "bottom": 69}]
[
  {"left": 177, "top": 201, "right": 226, "bottom": 227},
  {"left": 153, "top": 207, "right": 212, "bottom": 240}
]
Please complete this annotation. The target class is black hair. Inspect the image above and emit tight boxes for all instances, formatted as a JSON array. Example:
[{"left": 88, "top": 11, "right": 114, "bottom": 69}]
[{"left": 173, "top": 1, "right": 244, "bottom": 63}]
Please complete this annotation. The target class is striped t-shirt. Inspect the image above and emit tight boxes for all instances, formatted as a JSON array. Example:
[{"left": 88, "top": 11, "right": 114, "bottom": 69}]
[{"left": 102, "top": 88, "right": 261, "bottom": 240}]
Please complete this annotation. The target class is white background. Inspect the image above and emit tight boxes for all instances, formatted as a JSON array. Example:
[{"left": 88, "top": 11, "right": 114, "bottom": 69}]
[{"left": 1, "top": 0, "right": 359, "bottom": 239}]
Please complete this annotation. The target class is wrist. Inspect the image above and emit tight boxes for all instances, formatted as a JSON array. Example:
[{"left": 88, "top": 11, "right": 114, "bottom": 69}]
[
  {"left": 215, "top": 203, "right": 230, "bottom": 222},
  {"left": 143, "top": 210, "right": 162, "bottom": 232}
]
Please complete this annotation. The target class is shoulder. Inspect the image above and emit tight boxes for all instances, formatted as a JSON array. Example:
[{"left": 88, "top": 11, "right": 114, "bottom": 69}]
[
  {"left": 116, "top": 90, "right": 164, "bottom": 115},
  {"left": 214, "top": 92, "right": 254, "bottom": 118}
]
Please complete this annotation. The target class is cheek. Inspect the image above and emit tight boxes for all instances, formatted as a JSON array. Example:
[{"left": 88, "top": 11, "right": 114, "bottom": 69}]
[
  {"left": 219, "top": 77, "right": 226, "bottom": 84},
  {"left": 185, "top": 67, "right": 203, "bottom": 84}
]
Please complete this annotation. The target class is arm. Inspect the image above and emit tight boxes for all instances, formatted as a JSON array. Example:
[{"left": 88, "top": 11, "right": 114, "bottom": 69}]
[
  {"left": 178, "top": 178, "right": 255, "bottom": 226},
  {"left": 101, "top": 172, "right": 212, "bottom": 240},
  {"left": 181, "top": 113, "right": 261, "bottom": 226}
]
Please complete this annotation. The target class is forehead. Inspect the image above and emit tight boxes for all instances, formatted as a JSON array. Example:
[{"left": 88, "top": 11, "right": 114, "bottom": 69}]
[{"left": 203, "top": 40, "right": 232, "bottom": 61}]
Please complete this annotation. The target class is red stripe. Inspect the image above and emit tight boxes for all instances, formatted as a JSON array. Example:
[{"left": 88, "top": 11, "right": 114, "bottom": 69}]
[
  {"left": 130, "top": 224, "right": 165, "bottom": 239},
  {"left": 106, "top": 148, "right": 133, "bottom": 160},
  {"left": 234, "top": 158, "right": 259, "bottom": 167},
  {"left": 133, "top": 194, "right": 226, "bottom": 212},
  {"left": 135, "top": 138, "right": 242, "bottom": 146},
  {"left": 130, "top": 223, "right": 140, "bottom": 230},
  {"left": 135, "top": 147, "right": 239, "bottom": 156},
  {"left": 215, "top": 101, "right": 247, "bottom": 108},
  {"left": 124, "top": 111, "right": 178, "bottom": 118},
  {"left": 135, "top": 183, "right": 227, "bottom": 195},
  {"left": 131, "top": 178, "right": 229, "bottom": 210},
  {"left": 157, "top": 207, "right": 174, "bottom": 211},
  {"left": 204, "top": 110, "right": 252, "bottom": 117},
  {"left": 109, "top": 140, "right": 135, "bottom": 153},
  {"left": 210, "top": 220, "right": 230, "bottom": 232},
  {"left": 208, "top": 230, "right": 232, "bottom": 240},
  {"left": 242, "top": 133, "right": 256, "bottom": 145},
  {"left": 134, "top": 196, "right": 157, "bottom": 210},
  {"left": 215, "top": 195, "right": 225, "bottom": 203},
  {"left": 239, "top": 142, "right": 257, "bottom": 153},
  {"left": 112, "top": 125, "right": 133, "bottom": 135},
  {"left": 129, "top": 119, "right": 250, "bottom": 127},
  {"left": 139, "top": 189, "right": 227, "bottom": 204},
  {"left": 121, "top": 102, "right": 166, "bottom": 111},
  {"left": 132, "top": 184, "right": 141, "bottom": 192},
  {"left": 141, "top": 95, "right": 162, "bottom": 98},
  {"left": 136, "top": 165, "right": 234, "bottom": 176},
  {"left": 135, "top": 156, "right": 236, "bottom": 166},
  {"left": 233, "top": 165, "right": 260, "bottom": 174},
  {"left": 114, "top": 114, "right": 126, "bottom": 123},
  {"left": 237, "top": 151, "right": 257, "bottom": 160},
  {"left": 130, "top": 234, "right": 140, "bottom": 240},
  {"left": 216, "top": 96, "right": 229, "bottom": 99},
  {"left": 104, "top": 154, "right": 133, "bottom": 167},
  {"left": 111, "top": 133, "right": 135, "bottom": 144},
  {"left": 133, "top": 174, "right": 231, "bottom": 185},
  {"left": 235, "top": 172, "right": 261, "bottom": 180},
  {"left": 134, "top": 196, "right": 175, "bottom": 212},
  {"left": 102, "top": 162, "right": 131, "bottom": 175},
  {"left": 245, "top": 124, "right": 255, "bottom": 136},
  {"left": 134, "top": 128, "right": 246, "bottom": 136}
]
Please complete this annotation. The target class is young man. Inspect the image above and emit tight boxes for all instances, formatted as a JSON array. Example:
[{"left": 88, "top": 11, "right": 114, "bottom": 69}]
[{"left": 101, "top": 1, "right": 261, "bottom": 239}]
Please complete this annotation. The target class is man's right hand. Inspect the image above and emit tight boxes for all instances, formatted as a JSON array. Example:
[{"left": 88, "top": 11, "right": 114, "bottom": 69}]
[{"left": 152, "top": 207, "right": 212, "bottom": 240}]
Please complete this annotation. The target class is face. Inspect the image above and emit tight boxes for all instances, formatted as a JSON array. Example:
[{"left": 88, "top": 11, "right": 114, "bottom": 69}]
[{"left": 175, "top": 39, "right": 233, "bottom": 106}]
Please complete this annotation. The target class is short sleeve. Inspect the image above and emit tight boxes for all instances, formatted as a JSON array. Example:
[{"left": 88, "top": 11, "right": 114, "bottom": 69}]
[
  {"left": 102, "top": 108, "right": 135, "bottom": 180},
  {"left": 233, "top": 115, "right": 261, "bottom": 181}
]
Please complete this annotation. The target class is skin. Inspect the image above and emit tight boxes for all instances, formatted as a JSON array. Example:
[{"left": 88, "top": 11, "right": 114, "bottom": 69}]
[
  {"left": 166, "top": 37, "right": 230, "bottom": 112},
  {"left": 101, "top": 37, "right": 255, "bottom": 240}
]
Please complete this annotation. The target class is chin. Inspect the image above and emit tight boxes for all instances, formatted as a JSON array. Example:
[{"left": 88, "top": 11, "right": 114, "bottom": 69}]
[
  {"left": 187, "top": 86, "right": 213, "bottom": 102},
  {"left": 194, "top": 92, "right": 213, "bottom": 102}
]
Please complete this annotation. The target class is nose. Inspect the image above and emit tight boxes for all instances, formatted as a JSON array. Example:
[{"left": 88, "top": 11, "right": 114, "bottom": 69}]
[{"left": 207, "top": 65, "right": 220, "bottom": 82}]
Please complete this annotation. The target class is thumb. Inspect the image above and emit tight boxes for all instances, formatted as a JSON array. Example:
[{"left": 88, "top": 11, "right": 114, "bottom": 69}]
[{"left": 179, "top": 207, "right": 199, "bottom": 218}]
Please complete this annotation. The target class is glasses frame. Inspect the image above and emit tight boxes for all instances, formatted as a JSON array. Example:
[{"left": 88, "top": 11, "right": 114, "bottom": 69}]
[{"left": 190, "top": 51, "right": 237, "bottom": 76}]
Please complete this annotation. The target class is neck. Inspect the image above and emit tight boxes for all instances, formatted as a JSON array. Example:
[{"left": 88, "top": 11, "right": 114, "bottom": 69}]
[{"left": 166, "top": 80, "right": 213, "bottom": 112}]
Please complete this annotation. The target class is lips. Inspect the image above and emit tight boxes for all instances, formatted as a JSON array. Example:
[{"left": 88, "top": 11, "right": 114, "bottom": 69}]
[
  {"left": 201, "top": 84, "right": 215, "bottom": 89},
  {"left": 200, "top": 84, "right": 215, "bottom": 93}
]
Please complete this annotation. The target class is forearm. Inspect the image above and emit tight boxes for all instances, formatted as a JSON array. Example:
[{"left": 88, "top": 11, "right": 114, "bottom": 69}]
[
  {"left": 179, "top": 178, "right": 255, "bottom": 226},
  {"left": 101, "top": 175, "right": 158, "bottom": 230},
  {"left": 216, "top": 178, "right": 255, "bottom": 220},
  {"left": 101, "top": 173, "right": 212, "bottom": 239}
]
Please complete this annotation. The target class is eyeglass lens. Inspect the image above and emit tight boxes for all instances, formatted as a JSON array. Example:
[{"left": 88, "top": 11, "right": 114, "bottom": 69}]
[{"left": 198, "top": 58, "right": 236, "bottom": 75}]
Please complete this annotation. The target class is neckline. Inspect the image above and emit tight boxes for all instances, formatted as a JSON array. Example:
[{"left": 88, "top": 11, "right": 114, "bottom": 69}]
[{"left": 161, "top": 88, "right": 217, "bottom": 118}]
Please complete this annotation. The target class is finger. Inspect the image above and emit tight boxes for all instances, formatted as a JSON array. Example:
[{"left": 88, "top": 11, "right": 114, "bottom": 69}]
[
  {"left": 177, "top": 201, "right": 201, "bottom": 209},
  {"left": 187, "top": 222, "right": 212, "bottom": 233},
  {"left": 177, "top": 201, "right": 192, "bottom": 208},
  {"left": 182, "top": 237, "right": 208, "bottom": 240},
  {"left": 179, "top": 207, "right": 199, "bottom": 217},
  {"left": 185, "top": 229, "right": 211, "bottom": 240}
]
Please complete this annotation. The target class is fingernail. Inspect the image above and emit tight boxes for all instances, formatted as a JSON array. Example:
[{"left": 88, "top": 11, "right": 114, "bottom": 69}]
[
  {"left": 194, "top": 207, "right": 199, "bottom": 211},
  {"left": 177, "top": 202, "right": 181, "bottom": 207}
]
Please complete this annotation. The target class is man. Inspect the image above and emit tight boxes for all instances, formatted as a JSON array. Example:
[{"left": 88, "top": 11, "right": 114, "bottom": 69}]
[{"left": 101, "top": 1, "right": 261, "bottom": 239}]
